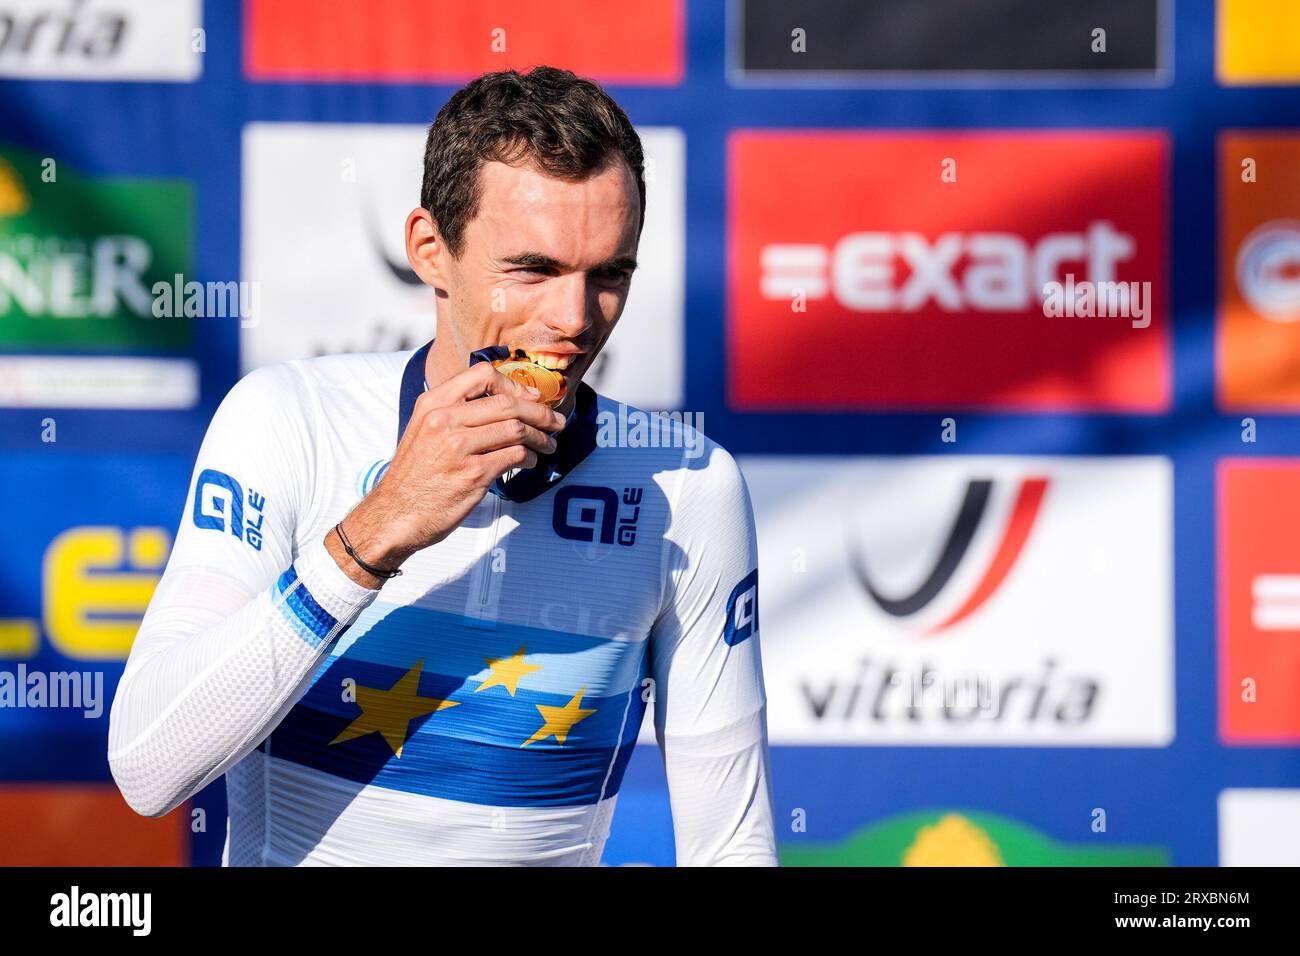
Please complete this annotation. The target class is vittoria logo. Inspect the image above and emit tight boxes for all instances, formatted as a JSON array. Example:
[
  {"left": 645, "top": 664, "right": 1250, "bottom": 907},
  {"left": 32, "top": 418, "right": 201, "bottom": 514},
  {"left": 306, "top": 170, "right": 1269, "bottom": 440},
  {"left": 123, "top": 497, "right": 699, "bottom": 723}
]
[
  {"left": 847, "top": 477, "right": 1049, "bottom": 634},
  {"left": 738, "top": 456, "right": 1174, "bottom": 746},
  {"left": 0, "top": 0, "right": 202, "bottom": 81}
]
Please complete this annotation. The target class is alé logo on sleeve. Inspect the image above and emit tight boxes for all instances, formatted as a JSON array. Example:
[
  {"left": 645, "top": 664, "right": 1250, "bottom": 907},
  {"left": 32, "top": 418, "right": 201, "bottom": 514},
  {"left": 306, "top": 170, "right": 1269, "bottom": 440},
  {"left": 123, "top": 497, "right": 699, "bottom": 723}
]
[{"left": 192, "top": 469, "right": 267, "bottom": 552}]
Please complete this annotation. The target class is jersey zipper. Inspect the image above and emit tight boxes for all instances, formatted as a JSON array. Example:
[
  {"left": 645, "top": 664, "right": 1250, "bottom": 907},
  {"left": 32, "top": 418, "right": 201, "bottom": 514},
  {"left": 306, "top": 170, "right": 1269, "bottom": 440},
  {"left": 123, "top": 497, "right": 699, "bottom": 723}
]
[{"left": 478, "top": 493, "right": 502, "bottom": 609}]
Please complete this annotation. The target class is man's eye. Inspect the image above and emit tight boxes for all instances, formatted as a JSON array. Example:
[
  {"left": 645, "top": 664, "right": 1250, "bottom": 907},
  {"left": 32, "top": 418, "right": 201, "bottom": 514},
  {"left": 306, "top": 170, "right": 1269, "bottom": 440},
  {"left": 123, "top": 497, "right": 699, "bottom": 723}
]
[{"left": 595, "top": 269, "right": 632, "bottom": 282}]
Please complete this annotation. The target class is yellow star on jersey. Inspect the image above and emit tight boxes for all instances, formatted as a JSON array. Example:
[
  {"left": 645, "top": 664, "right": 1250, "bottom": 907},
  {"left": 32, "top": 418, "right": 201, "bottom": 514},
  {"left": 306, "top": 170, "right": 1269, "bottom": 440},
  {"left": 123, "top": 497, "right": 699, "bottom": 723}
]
[
  {"left": 521, "top": 687, "right": 596, "bottom": 748},
  {"left": 475, "top": 644, "right": 544, "bottom": 697},
  {"left": 330, "top": 660, "right": 458, "bottom": 758}
]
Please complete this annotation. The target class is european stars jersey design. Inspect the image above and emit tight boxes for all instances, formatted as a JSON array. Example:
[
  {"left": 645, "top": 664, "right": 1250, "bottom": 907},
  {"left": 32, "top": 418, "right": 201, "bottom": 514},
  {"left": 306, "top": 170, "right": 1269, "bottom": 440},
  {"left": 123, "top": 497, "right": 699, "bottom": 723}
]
[{"left": 107, "top": 344, "right": 777, "bottom": 866}]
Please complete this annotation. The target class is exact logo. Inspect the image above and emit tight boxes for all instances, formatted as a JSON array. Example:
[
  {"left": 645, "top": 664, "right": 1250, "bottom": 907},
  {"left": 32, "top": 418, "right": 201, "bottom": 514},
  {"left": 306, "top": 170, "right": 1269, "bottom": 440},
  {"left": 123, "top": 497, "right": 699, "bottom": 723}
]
[
  {"left": 552, "top": 485, "right": 642, "bottom": 547},
  {"left": 729, "top": 131, "right": 1168, "bottom": 411},
  {"left": 760, "top": 223, "right": 1136, "bottom": 314},
  {"left": 192, "top": 468, "right": 267, "bottom": 551}
]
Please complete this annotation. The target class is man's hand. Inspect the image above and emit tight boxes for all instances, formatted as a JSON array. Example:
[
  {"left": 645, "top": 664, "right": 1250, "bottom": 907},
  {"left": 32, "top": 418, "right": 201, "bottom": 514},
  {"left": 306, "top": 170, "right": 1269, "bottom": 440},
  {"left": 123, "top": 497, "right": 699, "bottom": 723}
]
[{"left": 324, "top": 361, "right": 566, "bottom": 587}]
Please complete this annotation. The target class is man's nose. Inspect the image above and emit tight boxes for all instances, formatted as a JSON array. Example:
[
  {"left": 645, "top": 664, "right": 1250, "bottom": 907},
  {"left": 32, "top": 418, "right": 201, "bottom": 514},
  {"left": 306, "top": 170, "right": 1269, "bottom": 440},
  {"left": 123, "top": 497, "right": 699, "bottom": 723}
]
[{"left": 543, "top": 274, "right": 595, "bottom": 338}]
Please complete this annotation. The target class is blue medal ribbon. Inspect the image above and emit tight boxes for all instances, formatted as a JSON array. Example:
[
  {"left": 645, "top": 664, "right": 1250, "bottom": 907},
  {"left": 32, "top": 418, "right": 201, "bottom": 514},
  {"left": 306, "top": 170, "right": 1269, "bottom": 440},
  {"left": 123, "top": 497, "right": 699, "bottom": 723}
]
[{"left": 396, "top": 339, "right": 599, "bottom": 503}]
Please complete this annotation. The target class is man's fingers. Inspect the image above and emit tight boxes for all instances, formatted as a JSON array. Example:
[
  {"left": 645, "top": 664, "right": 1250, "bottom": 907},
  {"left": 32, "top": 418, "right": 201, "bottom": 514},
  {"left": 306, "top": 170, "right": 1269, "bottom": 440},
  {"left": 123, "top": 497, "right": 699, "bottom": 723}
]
[
  {"left": 462, "top": 418, "right": 558, "bottom": 456},
  {"left": 480, "top": 444, "right": 539, "bottom": 476},
  {"left": 428, "top": 361, "right": 536, "bottom": 406},
  {"left": 453, "top": 391, "right": 567, "bottom": 432}
]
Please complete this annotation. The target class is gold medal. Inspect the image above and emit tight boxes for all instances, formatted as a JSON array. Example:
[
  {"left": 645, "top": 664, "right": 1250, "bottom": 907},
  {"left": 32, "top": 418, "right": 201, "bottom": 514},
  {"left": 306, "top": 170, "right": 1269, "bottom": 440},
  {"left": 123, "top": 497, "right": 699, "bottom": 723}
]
[{"left": 490, "top": 350, "right": 568, "bottom": 407}]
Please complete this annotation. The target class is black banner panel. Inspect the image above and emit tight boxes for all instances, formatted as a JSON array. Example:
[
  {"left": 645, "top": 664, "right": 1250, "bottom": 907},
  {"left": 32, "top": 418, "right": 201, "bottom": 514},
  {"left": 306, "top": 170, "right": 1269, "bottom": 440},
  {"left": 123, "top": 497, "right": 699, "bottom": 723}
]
[{"left": 736, "top": 0, "right": 1164, "bottom": 81}]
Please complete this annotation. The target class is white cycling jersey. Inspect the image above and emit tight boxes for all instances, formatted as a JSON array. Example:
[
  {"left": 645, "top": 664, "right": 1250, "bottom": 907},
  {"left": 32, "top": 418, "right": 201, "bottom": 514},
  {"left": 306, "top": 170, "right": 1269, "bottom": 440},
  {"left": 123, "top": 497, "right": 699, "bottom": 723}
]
[{"left": 107, "top": 342, "right": 776, "bottom": 866}]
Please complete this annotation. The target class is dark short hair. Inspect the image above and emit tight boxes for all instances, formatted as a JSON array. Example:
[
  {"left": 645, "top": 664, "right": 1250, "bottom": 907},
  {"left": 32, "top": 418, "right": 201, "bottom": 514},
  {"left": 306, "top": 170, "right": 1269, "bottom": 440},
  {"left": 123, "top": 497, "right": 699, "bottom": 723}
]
[{"left": 420, "top": 66, "right": 646, "bottom": 259}]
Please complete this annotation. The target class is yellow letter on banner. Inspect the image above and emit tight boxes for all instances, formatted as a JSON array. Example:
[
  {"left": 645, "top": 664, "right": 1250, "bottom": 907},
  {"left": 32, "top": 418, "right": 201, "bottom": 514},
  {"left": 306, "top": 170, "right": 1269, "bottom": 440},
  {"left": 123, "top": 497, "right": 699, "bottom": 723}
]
[{"left": 43, "top": 527, "right": 170, "bottom": 661}]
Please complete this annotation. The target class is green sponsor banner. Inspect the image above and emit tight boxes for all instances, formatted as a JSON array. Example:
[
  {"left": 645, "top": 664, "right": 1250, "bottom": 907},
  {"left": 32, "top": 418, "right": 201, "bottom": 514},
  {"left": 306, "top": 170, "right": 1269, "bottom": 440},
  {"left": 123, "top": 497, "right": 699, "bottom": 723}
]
[
  {"left": 0, "top": 145, "right": 192, "bottom": 351},
  {"left": 781, "top": 809, "right": 1170, "bottom": 867}
]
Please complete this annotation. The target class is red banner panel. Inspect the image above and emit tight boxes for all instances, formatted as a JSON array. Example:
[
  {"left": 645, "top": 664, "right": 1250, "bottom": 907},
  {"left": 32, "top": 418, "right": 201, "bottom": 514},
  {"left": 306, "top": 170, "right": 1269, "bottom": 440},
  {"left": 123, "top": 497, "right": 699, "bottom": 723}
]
[
  {"left": 728, "top": 131, "right": 1169, "bottom": 411},
  {"left": 1219, "top": 460, "right": 1300, "bottom": 743},
  {"left": 245, "top": 0, "right": 683, "bottom": 84},
  {"left": 0, "top": 784, "right": 189, "bottom": 865}
]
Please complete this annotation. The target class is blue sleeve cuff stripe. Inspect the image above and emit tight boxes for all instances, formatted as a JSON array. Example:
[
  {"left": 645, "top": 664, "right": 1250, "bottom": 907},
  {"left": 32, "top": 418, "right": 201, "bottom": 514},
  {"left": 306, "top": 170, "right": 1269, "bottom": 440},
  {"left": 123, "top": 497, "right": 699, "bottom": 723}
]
[{"left": 275, "top": 566, "right": 339, "bottom": 647}]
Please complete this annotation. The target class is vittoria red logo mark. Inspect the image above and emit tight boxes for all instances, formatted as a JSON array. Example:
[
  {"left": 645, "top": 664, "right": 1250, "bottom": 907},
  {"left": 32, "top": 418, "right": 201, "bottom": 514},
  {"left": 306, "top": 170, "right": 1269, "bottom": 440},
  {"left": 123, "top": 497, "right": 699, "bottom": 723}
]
[{"left": 848, "top": 477, "right": 1050, "bottom": 633}]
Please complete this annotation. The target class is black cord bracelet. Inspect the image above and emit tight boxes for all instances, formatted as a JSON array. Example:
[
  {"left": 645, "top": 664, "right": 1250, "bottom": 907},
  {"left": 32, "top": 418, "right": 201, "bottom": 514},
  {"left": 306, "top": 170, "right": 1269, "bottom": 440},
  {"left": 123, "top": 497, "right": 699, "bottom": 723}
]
[{"left": 334, "top": 522, "right": 403, "bottom": 579}]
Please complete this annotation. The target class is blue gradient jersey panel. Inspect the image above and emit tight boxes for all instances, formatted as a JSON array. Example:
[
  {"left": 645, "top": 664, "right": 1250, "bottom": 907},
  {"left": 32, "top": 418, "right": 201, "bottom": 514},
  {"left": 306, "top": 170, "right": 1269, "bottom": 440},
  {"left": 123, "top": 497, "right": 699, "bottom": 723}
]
[{"left": 263, "top": 606, "right": 653, "bottom": 807}]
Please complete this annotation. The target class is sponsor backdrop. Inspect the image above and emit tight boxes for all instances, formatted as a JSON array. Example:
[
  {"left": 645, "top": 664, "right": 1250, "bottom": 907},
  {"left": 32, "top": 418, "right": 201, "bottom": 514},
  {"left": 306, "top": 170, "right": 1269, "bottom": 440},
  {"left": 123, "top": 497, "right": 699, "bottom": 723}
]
[{"left": 1, "top": 0, "right": 1299, "bottom": 867}]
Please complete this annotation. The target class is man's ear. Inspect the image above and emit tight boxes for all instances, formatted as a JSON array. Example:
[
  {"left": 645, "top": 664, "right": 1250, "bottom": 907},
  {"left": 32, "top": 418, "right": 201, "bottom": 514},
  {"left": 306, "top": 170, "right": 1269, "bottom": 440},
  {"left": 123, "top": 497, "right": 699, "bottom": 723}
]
[{"left": 406, "top": 207, "right": 449, "bottom": 292}]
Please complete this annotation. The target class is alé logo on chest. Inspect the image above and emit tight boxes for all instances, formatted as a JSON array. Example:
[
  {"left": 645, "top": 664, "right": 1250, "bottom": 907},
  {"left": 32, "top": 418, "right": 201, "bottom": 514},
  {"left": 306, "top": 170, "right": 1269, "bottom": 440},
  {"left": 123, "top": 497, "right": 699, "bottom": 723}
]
[
  {"left": 354, "top": 457, "right": 645, "bottom": 571},
  {"left": 551, "top": 484, "right": 643, "bottom": 548}
]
